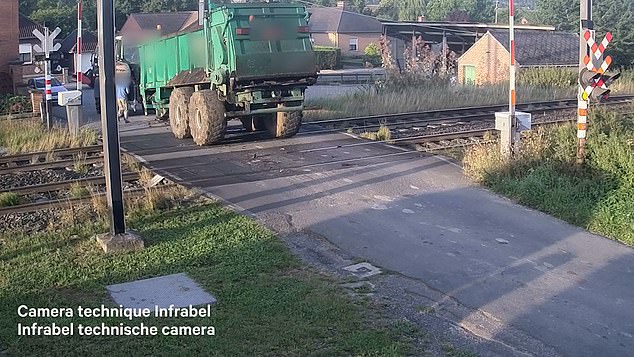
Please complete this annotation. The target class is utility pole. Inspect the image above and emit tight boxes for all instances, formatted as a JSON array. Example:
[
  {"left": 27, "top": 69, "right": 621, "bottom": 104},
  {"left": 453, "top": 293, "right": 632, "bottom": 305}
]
[
  {"left": 97, "top": 0, "right": 125, "bottom": 235},
  {"left": 495, "top": 0, "right": 500, "bottom": 24},
  {"left": 577, "top": 0, "right": 592, "bottom": 164}
]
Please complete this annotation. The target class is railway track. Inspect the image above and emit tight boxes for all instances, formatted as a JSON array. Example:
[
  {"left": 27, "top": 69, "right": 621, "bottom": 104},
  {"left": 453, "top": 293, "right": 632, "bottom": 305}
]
[
  {"left": 0, "top": 172, "right": 140, "bottom": 196},
  {"left": 0, "top": 144, "right": 147, "bottom": 215},
  {"left": 308, "top": 95, "right": 634, "bottom": 134},
  {"left": 0, "top": 145, "right": 102, "bottom": 166},
  {"left": 306, "top": 95, "right": 634, "bottom": 150},
  {"left": 0, "top": 186, "right": 174, "bottom": 215}
]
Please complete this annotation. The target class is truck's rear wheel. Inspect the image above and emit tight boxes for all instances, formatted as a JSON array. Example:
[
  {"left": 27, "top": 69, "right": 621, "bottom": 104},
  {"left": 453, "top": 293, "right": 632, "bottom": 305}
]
[
  {"left": 189, "top": 89, "right": 226, "bottom": 145},
  {"left": 169, "top": 87, "right": 194, "bottom": 139},
  {"left": 265, "top": 109, "right": 302, "bottom": 138}
]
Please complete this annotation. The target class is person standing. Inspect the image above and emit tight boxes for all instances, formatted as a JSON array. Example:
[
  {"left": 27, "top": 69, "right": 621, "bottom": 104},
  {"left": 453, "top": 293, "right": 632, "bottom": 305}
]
[{"left": 116, "top": 83, "right": 130, "bottom": 123}]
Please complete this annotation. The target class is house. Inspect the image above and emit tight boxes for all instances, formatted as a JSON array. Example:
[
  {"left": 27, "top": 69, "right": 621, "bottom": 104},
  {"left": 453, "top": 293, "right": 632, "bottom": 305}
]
[
  {"left": 60, "top": 29, "right": 98, "bottom": 75},
  {"left": 457, "top": 29, "right": 578, "bottom": 85},
  {"left": 0, "top": 0, "right": 19, "bottom": 94},
  {"left": 309, "top": 2, "right": 383, "bottom": 55},
  {"left": 119, "top": 11, "right": 200, "bottom": 45},
  {"left": 18, "top": 14, "right": 46, "bottom": 67}
]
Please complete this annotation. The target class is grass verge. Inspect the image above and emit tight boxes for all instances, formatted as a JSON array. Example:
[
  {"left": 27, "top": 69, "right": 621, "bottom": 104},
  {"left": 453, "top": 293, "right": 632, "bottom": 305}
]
[
  {"left": 0, "top": 204, "right": 415, "bottom": 356},
  {"left": 304, "top": 70, "right": 634, "bottom": 122},
  {"left": 0, "top": 119, "right": 97, "bottom": 155},
  {"left": 464, "top": 108, "right": 634, "bottom": 246}
]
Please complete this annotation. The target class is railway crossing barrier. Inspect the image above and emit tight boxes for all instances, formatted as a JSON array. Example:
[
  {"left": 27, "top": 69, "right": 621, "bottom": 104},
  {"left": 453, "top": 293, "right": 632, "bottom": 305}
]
[
  {"left": 33, "top": 26, "right": 61, "bottom": 130},
  {"left": 577, "top": 25, "right": 620, "bottom": 163}
]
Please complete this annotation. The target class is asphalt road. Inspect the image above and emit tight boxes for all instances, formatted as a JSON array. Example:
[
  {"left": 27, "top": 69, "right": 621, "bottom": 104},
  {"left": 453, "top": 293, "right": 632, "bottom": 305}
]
[
  {"left": 115, "top": 113, "right": 634, "bottom": 356},
  {"left": 58, "top": 82, "right": 634, "bottom": 356}
]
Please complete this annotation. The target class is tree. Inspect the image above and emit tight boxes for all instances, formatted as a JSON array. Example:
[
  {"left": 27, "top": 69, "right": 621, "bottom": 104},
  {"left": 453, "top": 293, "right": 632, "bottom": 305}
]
[
  {"left": 535, "top": 0, "right": 578, "bottom": 31},
  {"left": 397, "top": 0, "right": 426, "bottom": 21},
  {"left": 349, "top": 0, "right": 367, "bottom": 13},
  {"left": 465, "top": 0, "right": 495, "bottom": 22},
  {"left": 535, "top": 0, "right": 634, "bottom": 66},
  {"left": 30, "top": 4, "right": 77, "bottom": 35},
  {"left": 426, "top": 0, "right": 493, "bottom": 22},
  {"left": 594, "top": 0, "right": 634, "bottom": 67},
  {"left": 375, "top": 0, "right": 399, "bottom": 20}
]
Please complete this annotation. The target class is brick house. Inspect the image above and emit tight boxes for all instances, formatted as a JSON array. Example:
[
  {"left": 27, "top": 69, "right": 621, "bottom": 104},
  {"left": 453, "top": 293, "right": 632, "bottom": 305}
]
[
  {"left": 0, "top": 0, "right": 19, "bottom": 94},
  {"left": 309, "top": 2, "right": 383, "bottom": 56},
  {"left": 457, "top": 29, "right": 578, "bottom": 85}
]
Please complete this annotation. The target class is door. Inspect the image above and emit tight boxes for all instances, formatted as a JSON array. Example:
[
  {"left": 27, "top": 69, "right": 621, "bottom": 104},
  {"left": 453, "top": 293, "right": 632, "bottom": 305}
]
[{"left": 463, "top": 65, "right": 476, "bottom": 85}]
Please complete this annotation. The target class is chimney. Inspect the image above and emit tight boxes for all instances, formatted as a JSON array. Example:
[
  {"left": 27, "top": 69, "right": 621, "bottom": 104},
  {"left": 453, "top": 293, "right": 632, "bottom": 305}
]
[
  {"left": 417, "top": 15, "right": 425, "bottom": 22},
  {"left": 337, "top": 1, "right": 347, "bottom": 10}
]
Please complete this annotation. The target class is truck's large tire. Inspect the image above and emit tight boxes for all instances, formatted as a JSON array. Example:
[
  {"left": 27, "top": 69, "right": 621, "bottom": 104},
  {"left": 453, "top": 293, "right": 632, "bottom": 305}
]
[
  {"left": 265, "top": 110, "right": 302, "bottom": 138},
  {"left": 169, "top": 87, "right": 194, "bottom": 139},
  {"left": 188, "top": 89, "right": 226, "bottom": 145}
]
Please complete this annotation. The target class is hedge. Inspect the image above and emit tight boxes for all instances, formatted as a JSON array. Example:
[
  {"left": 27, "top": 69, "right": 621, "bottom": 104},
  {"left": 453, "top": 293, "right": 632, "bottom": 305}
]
[{"left": 314, "top": 46, "right": 342, "bottom": 70}]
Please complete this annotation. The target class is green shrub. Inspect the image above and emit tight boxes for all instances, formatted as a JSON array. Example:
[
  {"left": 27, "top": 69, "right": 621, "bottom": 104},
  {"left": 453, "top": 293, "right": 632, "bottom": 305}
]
[
  {"left": 314, "top": 46, "right": 342, "bottom": 70},
  {"left": 364, "top": 43, "right": 381, "bottom": 67}
]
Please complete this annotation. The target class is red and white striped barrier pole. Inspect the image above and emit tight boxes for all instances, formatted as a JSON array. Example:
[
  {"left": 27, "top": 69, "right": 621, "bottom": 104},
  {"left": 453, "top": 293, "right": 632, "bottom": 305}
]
[
  {"left": 44, "top": 27, "right": 52, "bottom": 129},
  {"left": 509, "top": 0, "right": 516, "bottom": 123},
  {"left": 77, "top": 0, "right": 82, "bottom": 90}
]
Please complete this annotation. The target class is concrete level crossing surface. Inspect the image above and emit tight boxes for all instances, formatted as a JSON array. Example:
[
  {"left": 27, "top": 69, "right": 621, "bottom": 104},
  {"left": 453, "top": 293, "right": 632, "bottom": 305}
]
[{"left": 120, "top": 118, "right": 634, "bottom": 357}]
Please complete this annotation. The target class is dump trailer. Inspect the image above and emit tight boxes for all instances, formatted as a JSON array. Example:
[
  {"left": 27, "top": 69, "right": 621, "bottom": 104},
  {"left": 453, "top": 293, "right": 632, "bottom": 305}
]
[{"left": 138, "top": 1, "right": 317, "bottom": 145}]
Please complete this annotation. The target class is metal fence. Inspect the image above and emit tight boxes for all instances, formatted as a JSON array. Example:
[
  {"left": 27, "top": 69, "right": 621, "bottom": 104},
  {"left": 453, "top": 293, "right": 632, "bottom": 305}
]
[{"left": 316, "top": 72, "right": 387, "bottom": 85}]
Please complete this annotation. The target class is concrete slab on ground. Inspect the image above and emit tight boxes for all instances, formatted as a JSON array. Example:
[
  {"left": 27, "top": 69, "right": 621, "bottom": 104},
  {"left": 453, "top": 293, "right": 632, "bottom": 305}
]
[
  {"left": 107, "top": 273, "right": 216, "bottom": 309},
  {"left": 120, "top": 120, "right": 634, "bottom": 357}
]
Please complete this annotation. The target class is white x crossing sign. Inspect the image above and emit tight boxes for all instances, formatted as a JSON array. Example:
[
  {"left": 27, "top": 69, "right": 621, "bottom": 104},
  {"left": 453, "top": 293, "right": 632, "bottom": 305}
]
[{"left": 33, "top": 27, "right": 61, "bottom": 58}]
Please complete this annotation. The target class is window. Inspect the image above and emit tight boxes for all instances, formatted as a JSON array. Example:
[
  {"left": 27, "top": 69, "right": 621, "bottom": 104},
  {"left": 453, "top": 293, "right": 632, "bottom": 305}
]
[
  {"left": 349, "top": 37, "right": 358, "bottom": 51},
  {"left": 19, "top": 44, "right": 33, "bottom": 64}
]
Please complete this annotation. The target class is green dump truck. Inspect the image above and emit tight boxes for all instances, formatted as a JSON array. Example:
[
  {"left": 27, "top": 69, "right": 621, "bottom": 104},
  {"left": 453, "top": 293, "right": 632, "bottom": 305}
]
[{"left": 138, "top": 1, "right": 317, "bottom": 145}]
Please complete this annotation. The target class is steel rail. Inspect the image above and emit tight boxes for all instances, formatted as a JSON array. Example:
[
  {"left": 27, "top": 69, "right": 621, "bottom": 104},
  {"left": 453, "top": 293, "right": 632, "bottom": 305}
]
[
  {"left": 0, "top": 172, "right": 140, "bottom": 196},
  {"left": 0, "top": 156, "right": 103, "bottom": 174},
  {"left": 0, "top": 184, "right": 176, "bottom": 215},
  {"left": 0, "top": 145, "right": 103, "bottom": 166}
]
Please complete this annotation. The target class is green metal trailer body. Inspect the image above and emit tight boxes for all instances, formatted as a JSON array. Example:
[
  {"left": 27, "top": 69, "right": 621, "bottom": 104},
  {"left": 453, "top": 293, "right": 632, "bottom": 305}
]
[{"left": 138, "top": 1, "right": 316, "bottom": 127}]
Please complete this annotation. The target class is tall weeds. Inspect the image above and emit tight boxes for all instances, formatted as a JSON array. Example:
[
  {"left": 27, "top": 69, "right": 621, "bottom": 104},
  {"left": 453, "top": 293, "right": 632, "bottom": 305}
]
[
  {"left": 464, "top": 107, "right": 634, "bottom": 245},
  {"left": 0, "top": 120, "right": 97, "bottom": 154}
]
